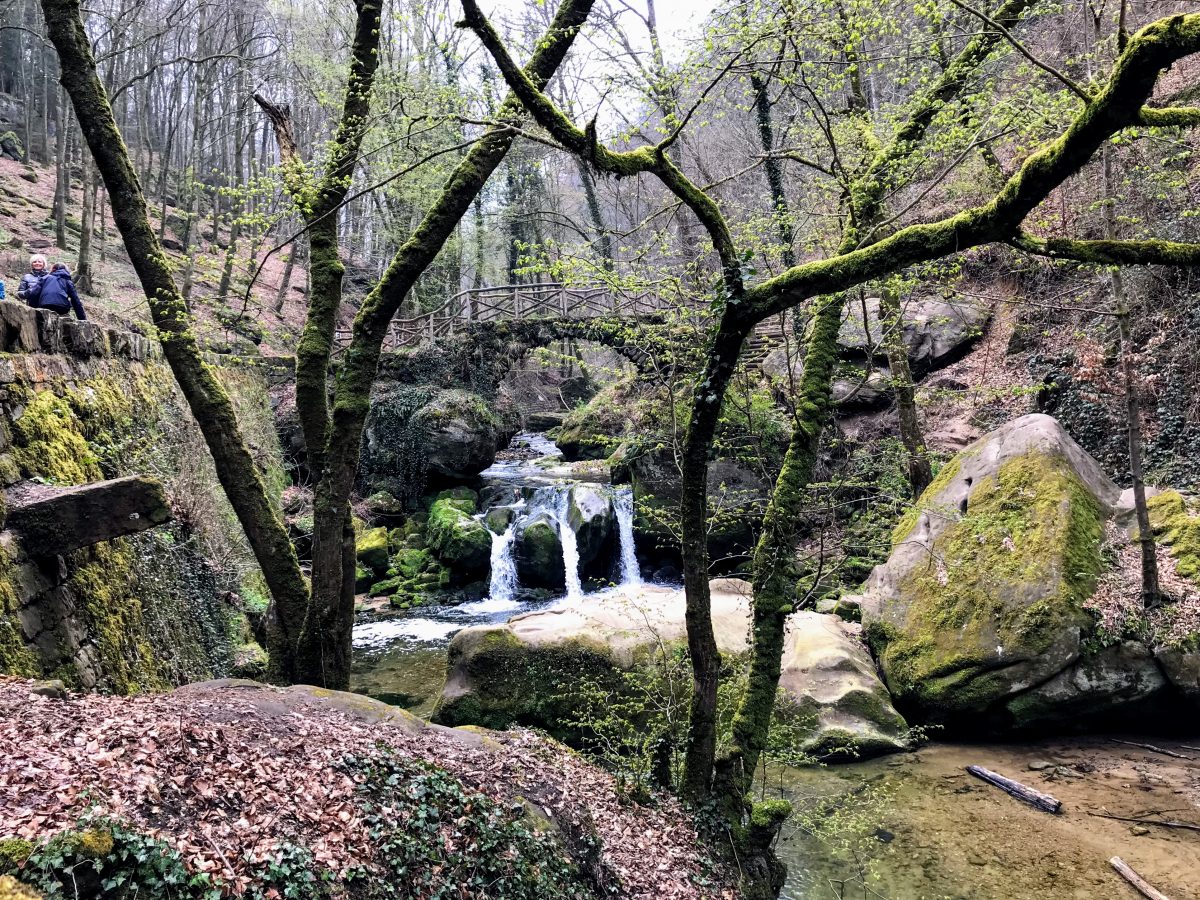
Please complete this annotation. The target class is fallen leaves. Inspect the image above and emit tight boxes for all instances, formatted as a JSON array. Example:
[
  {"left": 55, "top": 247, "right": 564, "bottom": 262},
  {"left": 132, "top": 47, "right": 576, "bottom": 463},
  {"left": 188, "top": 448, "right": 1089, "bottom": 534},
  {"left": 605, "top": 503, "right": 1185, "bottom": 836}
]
[{"left": 0, "top": 678, "right": 735, "bottom": 899}]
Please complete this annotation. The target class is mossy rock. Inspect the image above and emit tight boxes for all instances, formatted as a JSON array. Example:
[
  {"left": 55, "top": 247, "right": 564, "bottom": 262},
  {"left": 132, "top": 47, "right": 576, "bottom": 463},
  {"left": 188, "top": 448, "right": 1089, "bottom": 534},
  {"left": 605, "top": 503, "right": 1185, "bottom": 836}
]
[
  {"left": 426, "top": 497, "right": 490, "bottom": 581},
  {"left": 0, "top": 875, "right": 40, "bottom": 899},
  {"left": 230, "top": 642, "right": 269, "bottom": 679},
  {"left": 356, "top": 526, "right": 391, "bottom": 576},
  {"left": 514, "top": 513, "right": 564, "bottom": 590},
  {"left": 859, "top": 415, "right": 1118, "bottom": 730},
  {"left": 1147, "top": 491, "right": 1200, "bottom": 581}
]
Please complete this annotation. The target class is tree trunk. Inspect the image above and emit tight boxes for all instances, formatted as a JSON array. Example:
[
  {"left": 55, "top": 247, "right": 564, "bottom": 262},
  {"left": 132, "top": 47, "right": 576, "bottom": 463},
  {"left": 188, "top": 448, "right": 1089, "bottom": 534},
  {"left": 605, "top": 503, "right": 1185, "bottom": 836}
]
[
  {"left": 880, "top": 288, "right": 932, "bottom": 496},
  {"left": 75, "top": 149, "right": 95, "bottom": 293},
  {"left": 53, "top": 90, "right": 69, "bottom": 250},
  {"left": 299, "top": 0, "right": 595, "bottom": 688},
  {"left": 41, "top": 0, "right": 311, "bottom": 683}
]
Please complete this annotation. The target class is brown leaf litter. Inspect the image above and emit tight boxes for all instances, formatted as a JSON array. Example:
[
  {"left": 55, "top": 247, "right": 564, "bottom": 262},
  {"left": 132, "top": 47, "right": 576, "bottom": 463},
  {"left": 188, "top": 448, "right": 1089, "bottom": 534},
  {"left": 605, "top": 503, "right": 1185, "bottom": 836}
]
[{"left": 0, "top": 678, "right": 736, "bottom": 899}]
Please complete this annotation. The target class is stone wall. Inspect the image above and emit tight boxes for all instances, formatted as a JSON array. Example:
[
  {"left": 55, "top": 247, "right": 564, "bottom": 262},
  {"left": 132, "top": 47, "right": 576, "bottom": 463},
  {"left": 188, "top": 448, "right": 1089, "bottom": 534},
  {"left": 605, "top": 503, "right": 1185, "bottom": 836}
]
[{"left": 0, "top": 304, "right": 282, "bottom": 692}]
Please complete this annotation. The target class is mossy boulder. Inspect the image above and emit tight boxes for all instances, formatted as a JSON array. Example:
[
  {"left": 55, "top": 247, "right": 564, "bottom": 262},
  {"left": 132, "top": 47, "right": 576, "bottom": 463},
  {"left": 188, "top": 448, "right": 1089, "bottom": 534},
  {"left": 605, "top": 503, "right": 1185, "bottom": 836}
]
[
  {"left": 435, "top": 580, "right": 907, "bottom": 760},
  {"left": 514, "top": 512, "right": 564, "bottom": 590},
  {"left": 426, "top": 495, "right": 490, "bottom": 582},
  {"left": 434, "top": 581, "right": 753, "bottom": 737},
  {"left": 356, "top": 526, "right": 392, "bottom": 577},
  {"left": 858, "top": 414, "right": 1172, "bottom": 731}
]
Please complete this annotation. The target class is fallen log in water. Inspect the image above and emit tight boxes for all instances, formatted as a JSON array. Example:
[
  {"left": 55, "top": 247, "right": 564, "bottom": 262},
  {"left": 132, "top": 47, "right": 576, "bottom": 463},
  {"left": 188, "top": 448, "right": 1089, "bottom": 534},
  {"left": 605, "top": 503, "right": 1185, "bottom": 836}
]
[
  {"left": 1111, "top": 739, "right": 1193, "bottom": 760},
  {"left": 1110, "top": 857, "right": 1172, "bottom": 900},
  {"left": 965, "top": 765, "right": 1062, "bottom": 813}
]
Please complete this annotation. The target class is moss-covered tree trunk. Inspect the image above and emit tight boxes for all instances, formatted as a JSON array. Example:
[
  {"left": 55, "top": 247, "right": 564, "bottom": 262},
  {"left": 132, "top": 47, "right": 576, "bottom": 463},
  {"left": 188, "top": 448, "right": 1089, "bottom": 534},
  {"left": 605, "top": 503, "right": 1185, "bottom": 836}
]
[
  {"left": 40, "top": 0, "right": 311, "bottom": 680},
  {"left": 254, "top": 0, "right": 383, "bottom": 686},
  {"left": 290, "top": 0, "right": 596, "bottom": 687},
  {"left": 880, "top": 287, "right": 932, "bottom": 496}
]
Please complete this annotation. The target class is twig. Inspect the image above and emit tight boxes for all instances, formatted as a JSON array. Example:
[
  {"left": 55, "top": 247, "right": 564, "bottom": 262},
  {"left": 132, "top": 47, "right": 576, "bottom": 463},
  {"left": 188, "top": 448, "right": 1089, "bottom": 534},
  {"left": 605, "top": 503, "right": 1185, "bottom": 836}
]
[
  {"left": 1087, "top": 811, "right": 1200, "bottom": 833},
  {"left": 1179, "top": 745, "right": 1200, "bottom": 753},
  {"left": 1110, "top": 857, "right": 1173, "bottom": 900},
  {"left": 1111, "top": 739, "right": 1193, "bottom": 760}
]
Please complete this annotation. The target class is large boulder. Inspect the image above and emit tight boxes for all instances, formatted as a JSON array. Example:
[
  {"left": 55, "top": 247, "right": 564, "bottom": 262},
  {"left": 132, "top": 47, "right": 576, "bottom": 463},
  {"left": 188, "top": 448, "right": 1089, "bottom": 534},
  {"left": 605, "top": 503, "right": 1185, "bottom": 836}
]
[
  {"left": 567, "top": 485, "right": 615, "bottom": 575},
  {"left": 515, "top": 511, "right": 565, "bottom": 590},
  {"left": 838, "top": 296, "right": 990, "bottom": 373},
  {"left": 781, "top": 612, "right": 909, "bottom": 759},
  {"left": 361, "top": 387, "right": 517, "bottom": 494},
  {"left": 629, "top": 449, "right": 767, "bottom": 573},
  {"left": 858, "top": 413, "right": 1182, "bottom": 730},
  {"left": 435, "top": 580, "right": 908, "bottom": 759},
  {"left": 426, "top": 493, "right": 490, "bottom": 582}
]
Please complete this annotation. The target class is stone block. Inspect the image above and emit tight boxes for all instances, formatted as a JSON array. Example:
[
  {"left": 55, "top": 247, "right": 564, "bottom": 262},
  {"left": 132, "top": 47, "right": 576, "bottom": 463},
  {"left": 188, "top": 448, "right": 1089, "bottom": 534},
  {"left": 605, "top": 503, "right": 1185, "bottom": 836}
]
[
  {"left": 62, "top": 319, "right": 105, "bottom": 357},
  {"left": 0, "top": 301, "right": 40, "bottom": 352},
  {"left": 107, "top": 327, "right": 130, "bottom": 357},
  {"left": 5, "top": 474, "right": 172, "bottom": 557},
  {"left": 35, "top": 309, "right": 63, "bottom": 354}
]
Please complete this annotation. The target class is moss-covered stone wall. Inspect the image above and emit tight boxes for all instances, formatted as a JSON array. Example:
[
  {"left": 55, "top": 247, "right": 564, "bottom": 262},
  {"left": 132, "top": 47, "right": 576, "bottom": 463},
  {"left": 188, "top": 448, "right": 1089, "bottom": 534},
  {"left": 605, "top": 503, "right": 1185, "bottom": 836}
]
[{"left": 0, "top": 342, "right": 283, "bottom": 691}]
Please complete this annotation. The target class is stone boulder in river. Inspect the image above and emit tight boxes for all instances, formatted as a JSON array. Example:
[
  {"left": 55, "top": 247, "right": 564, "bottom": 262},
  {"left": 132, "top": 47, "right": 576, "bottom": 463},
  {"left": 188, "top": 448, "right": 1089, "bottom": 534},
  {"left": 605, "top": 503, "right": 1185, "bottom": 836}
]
[
  {"left": 858, "top": 413, "right": 1194, "bottom": 731},
  {"left": 567, "top": 485, "right": 615, "bottom": 575},
  {"left": 514, "top": 511, "right": 565, "bottom": 590},
  {"left": 434, "top": 580, "right": 909, "bottom": 759}
]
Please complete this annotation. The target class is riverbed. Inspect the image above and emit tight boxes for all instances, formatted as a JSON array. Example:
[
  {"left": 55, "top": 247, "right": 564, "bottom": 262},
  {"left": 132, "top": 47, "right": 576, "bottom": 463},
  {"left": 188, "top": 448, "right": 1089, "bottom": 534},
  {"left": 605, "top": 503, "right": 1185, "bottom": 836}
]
[{"left": 776, "top": 735, "right": 1200, "bottom": 899}]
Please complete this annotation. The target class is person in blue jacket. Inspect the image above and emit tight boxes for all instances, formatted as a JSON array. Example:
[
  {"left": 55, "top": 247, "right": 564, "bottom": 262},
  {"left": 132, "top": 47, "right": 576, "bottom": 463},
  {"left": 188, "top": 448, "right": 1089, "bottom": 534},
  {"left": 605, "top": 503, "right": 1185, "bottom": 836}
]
[
  {"left": 34, "top": 263, "right": 87, "bottom": 320},
  {"left": 17, "top": 254, "right": 47, "bottom": 302}
]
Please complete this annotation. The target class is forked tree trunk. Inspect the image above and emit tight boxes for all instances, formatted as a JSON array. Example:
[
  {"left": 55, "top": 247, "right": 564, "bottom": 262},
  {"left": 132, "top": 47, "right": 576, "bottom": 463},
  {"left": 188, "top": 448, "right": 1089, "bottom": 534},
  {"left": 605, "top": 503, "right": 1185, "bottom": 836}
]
[{"left": 40, "top": 0, "right": 311, "bottom": 682}]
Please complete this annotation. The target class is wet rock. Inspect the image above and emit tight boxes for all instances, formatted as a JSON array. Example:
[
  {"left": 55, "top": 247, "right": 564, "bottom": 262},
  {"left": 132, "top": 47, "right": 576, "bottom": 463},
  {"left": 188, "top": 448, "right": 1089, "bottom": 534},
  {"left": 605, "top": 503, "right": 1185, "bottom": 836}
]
[
  {"left": 485, "top": 506, "right": 515, "bottom": 534},
  {"left": 567, "top": 485, "right": 615, "bottom": 573},
  {"left": 1028, "top": 760, "right": 1054, "bottom": 771},
  {"left": 514, "top": 512, "right": 565, "bottom": 590},
  {"left": 427, "top": 493, "right": 490, "bottom": 582}
]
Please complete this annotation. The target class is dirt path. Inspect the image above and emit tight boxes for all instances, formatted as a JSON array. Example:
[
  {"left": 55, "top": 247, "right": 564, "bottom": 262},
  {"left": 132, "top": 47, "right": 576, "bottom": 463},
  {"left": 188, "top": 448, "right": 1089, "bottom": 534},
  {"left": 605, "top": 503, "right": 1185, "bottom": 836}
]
[{"left": 779, "top": 735, "right": 1200, "bottom": 899}]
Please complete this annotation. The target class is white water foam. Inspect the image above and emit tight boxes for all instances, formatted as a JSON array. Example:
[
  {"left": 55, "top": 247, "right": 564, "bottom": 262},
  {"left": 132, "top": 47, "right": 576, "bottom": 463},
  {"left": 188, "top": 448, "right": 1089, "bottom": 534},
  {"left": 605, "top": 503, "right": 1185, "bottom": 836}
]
[
  {"left": 352, "top": 618, "right": 461, "bottom": 649},
  {"left": 614, "top": 486, "right": 642, "bottom": 587},
  {"left": 557, "top": 488, "right": 584, "bottom": 602},
  {"left": 488, "top": 523, "right": 519, "bottom": 603}
]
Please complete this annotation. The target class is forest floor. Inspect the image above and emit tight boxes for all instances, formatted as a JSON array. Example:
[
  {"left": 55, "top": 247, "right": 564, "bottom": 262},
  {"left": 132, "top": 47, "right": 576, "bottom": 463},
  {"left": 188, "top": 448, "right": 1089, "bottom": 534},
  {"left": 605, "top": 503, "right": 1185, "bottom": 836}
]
[
  {"left": 779, "top": 735, "right": 1200, "bottom": 900},
  {"left": 0, "top": 677, "right": 736, "bottom": 899},
  {"left": 0, "top": 154, "right": 319, "bottom": 355}
]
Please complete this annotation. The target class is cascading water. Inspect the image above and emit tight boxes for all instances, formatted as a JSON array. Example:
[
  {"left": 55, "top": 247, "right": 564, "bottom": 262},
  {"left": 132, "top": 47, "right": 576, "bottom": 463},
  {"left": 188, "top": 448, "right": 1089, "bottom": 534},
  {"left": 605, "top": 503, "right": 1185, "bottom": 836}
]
[
  {"left": 613, "top": 487, "right": 642, "bottom": 588},
  {"left": 487, "top": 523, "right": 519, "bottom": 604},
  {"left": 556, "top": 489, "right": 584, "bottom": 602}
]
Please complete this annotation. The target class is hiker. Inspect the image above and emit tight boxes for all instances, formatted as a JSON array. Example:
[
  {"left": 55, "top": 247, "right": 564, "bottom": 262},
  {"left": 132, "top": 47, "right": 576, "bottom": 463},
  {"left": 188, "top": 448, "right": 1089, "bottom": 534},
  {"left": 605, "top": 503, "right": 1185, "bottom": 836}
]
[
  {"left": 35, "top": 263, "right": 87, "bottom": 320},
  {"left": 17, "top": 254, "right": 47, "bottom": 302}
]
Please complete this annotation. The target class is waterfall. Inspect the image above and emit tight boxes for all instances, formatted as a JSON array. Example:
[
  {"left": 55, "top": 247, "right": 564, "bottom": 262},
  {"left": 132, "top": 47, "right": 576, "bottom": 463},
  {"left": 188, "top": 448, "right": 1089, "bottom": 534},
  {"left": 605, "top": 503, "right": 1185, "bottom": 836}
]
[
  {"left": 614, "top": 487, "right": 642, "bottom": 588},
  {"left": 488, "top": 523, "right": 519, "bottom": 603},
  {"left": 556, "top": 489, "right": 584, "bottom": 602}
]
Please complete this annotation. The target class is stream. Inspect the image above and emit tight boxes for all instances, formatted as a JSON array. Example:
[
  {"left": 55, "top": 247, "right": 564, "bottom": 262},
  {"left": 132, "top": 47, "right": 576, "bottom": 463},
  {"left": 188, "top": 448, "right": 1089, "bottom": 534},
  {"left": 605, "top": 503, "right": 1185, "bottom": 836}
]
[{"left": 350, "top": 432, "right": 645, "bottom": 716}]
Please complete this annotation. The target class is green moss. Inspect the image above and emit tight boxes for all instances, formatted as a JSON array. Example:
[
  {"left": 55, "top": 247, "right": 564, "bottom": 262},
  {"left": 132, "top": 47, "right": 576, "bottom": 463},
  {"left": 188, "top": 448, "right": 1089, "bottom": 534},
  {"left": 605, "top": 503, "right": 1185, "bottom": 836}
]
[
  {"left": 0, "top": 839, "right": 33, "bottom": 872},
  {"left": 891, "top": 457, "right": 961, "bottom": 547},
  {"left": 433, "top": 631, "right": 621, "bottom": 740},
  {"left": 1148, "top": 491, "right": 1200, "bottom": 580},
  {"left": 356, "top": 526, "right": 391, "bottom": 576},
  {"left": 0, "top": 875, "right": 40, "bottom": 899},
  {"left": 230, "top": 642, "right": 269, "bottom": 679},
  {"left": 882, "top": 451, "right": 1104, "bottom": 711},
  {"left": 426, "top": 497, "right": 490, "bottom": 578},
  {"left": 10, "top": 389, "right": 100, "bottom": 485}
]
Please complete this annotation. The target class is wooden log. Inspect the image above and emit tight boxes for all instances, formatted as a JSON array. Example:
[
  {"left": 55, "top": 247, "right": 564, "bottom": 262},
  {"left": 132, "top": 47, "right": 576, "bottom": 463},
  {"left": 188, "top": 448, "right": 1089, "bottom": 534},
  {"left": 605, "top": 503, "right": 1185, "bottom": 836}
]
[
  {"left": 965, "top": 765, "right": 1062, "bottom": 814},
  {"left": 1087, "top": 811, "right": 1200, "bottom": 833},
  {"left": 1111, "top": 739, "right": 1193, "bottom": 760},
  {"left": 1110, "top": 857, "right": 1172, "bottom": 900}
]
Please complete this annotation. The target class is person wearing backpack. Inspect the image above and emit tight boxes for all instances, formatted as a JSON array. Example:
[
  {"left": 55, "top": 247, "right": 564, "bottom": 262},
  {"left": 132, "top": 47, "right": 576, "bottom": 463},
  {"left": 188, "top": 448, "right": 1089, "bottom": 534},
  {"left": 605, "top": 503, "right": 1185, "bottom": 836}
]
[{"left": 35, "top": 263, "right": 87, "bottom": 320}]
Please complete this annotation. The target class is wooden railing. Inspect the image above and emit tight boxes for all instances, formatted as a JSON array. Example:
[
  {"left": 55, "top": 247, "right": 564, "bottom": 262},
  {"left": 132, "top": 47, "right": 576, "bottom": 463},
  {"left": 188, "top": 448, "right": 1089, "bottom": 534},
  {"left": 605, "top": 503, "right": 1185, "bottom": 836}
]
[{"left": 335, "top": 282, "right": 663, "bottom": 351}]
